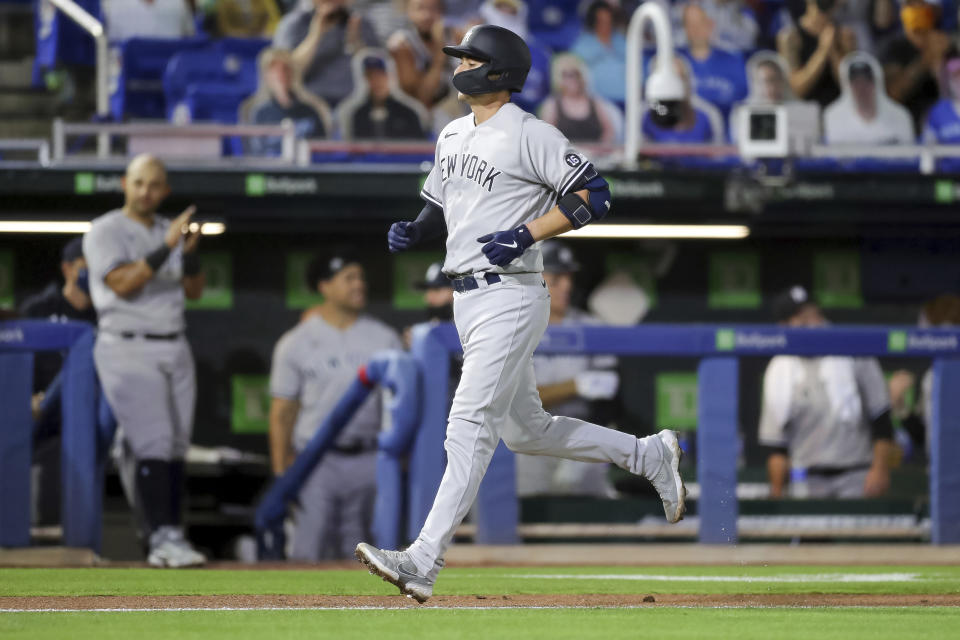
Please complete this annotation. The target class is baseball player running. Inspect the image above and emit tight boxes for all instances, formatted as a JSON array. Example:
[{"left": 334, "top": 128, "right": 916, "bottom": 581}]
[
  {"left": 83, "top": 154, "right": 206, "bottom": 567},
  {"left": 356, "top": 25, "right": 686, "bottom": 602}
]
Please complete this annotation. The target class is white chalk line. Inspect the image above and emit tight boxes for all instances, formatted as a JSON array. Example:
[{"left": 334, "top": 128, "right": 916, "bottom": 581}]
[
  {"left": 457, "top": 573, "right": 924, "bottom": 583},
  {"left": 0, "top": 605, "right": 943, "bottom": 613}
]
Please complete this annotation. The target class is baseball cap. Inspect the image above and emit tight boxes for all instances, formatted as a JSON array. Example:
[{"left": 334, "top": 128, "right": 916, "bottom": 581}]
[
  {"left": 306, "top": 247, "right": 362, "bottom": 289},
  {"left": 771, "top": 285, "right": 814, "bottom": 322},
  {"left": 414, "top": 262, "right": 451, "bottom": 290},
  {"left": 62, "top": 236, "right": 84, "bottom": 262},
  {"left": 541, "top": 240, "right": 580, "bottom": 273},
  {"left": 363, "top": 55, "right": 387, "bottom": 72}
]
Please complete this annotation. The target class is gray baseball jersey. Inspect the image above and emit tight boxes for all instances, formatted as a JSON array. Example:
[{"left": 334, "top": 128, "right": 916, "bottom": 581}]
[
  {"left": 270, "top": 315, "right": 402, "bottom": 451},
  {"left": 758, "top": 356, "right": 890, "bottom": 469},
  {"left": 420, "top": 102, "right": 592, "bottom": 276},
  {"left": 83, "top": 209, "right": 186, "bottom": 334}
]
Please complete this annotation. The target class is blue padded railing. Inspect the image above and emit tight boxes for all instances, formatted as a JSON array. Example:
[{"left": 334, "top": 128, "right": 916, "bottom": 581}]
[{"left": 408, "top": 323, "right": 960, "bottom": 545}]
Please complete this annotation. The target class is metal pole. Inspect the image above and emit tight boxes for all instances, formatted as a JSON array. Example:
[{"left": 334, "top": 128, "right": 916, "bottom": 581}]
[
  {"left": 624, "top": 3, "right": 675, "bottom": 170},
  {"left": 46, "top": 0, "right": 109, "bottom": 155}
]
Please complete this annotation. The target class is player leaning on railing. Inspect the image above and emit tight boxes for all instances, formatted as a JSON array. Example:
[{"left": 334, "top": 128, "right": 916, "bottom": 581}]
[{"left": 355, "top": 25, "right": 688, "bottom": 603}]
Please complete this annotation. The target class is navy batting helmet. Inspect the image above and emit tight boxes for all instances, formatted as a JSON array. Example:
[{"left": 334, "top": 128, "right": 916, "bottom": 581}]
[{"left": 443, "top": 25, "right": 531, "bottom": 95}]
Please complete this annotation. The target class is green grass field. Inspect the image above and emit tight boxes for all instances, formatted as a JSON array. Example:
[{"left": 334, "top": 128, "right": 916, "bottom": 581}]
[{"left": 2, "top": 566, "right": 958, "bottom": 640}]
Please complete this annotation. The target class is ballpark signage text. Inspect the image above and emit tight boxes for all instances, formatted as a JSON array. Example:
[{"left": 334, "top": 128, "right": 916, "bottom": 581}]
[
  {"left": 716, "top": 329, "right": 787, "bottom": 352},
  {"left": 888, "top": 331, "right": 960, "bottom": 353}
]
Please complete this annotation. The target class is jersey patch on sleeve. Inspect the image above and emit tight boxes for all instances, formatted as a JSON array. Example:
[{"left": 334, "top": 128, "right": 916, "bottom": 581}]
[{"left": 565, "top": 153, "right": 582, "bottom": 168}]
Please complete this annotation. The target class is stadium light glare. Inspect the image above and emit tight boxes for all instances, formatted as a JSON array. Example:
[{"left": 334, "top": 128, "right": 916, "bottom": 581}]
[
  {"left": 0, "top": 221, "right": 92, "bottom": 233},
  {"left": 566, "top": 224, "right": 750, "bottom": 239},
  {"left": 0, "top": 221, "right": 227, "bottom": 235}
]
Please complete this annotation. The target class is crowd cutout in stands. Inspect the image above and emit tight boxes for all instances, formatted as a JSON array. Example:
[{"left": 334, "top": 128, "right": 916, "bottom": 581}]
[{"left": 32, "top": 0, "right": 960, "bottom": 149}]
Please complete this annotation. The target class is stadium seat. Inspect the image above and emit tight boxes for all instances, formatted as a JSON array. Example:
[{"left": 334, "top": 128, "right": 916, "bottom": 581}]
[
  {"left": 163, "top": 47, "right": 258, "bottom": 120},
  {"left": 527, "top": 0, "right": 581, "bottom": 52},
  {"left": 109, "top": 37, "right": 209, "bottom": 120},
  {"left": 215, "top": 37, "right": 271, "bottom": 60},
  {"left": 182, "top": 81, "right": 254, "bottom": 155},
  {"left": 32, "top": 0, "right": 102, "bottom": 86}
]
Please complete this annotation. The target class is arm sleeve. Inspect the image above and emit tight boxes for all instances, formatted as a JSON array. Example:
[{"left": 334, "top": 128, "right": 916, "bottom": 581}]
[
  {"left": 82, "top": 225, "right": 133, "bottom": 284},
  {"left": 758, "top": 357, "right": 792, "bottom": 447},
  {"left": 420, "top": 164, "right": 443, "bottom": 208},
  {"left": 269, "top": 333, "right": 303, "bottom": 400},
  {"left": 521, "top": 118, "right": 593, "bottom": 196}
]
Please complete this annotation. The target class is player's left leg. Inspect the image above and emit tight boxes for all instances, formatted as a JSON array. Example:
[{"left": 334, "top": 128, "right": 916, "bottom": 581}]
[
  {"left": 501, "top": 358, "right": 687, "bottom": 523},
  {"left": 357, "top": 275, "right": 550, "bottom": 601},
  {"left": 155, "top": 339, "right": 205, "bottom": 566}
]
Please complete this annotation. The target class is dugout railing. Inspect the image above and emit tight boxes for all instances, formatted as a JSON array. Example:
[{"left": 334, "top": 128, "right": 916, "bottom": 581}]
[{"left": 408, "top": 323, "right": 960, "bottom": 546}]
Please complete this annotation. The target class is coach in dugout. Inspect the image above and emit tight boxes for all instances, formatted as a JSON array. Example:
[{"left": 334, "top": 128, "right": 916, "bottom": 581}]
[
  {"left": 83, "top": 154, "right": 207, "bottom": 567},
  {"left": 268, "top": 248, "right": 400, "bottom": 561},
  {"left": 515, "top": 241, "right": 618, "bottom": 498},
  {"left": 759, "top": 285, "right": 896, "bottom": 499}
]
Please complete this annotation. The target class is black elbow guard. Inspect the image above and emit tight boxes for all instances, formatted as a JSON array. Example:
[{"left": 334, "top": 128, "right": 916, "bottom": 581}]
[{"left": 558, "top": 165, "right": 611, "bottom": 229}]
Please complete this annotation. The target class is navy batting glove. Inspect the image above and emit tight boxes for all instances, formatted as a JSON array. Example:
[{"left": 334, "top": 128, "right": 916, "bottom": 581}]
[
  {"left": 388, "top": 221, "right": 421, "bottom": 253},
  {"left": 477, "top": 225, "right": 535, "bottom": 267}
]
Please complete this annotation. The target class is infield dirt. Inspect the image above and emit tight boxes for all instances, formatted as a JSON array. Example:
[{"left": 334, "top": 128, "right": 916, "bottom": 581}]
[{"left": 3, "top": 593, "right": 959, "bottom": 610}]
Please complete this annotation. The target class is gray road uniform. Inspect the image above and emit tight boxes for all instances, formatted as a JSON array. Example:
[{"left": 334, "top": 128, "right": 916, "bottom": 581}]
[
  {"left": 83, "top": 210, "right": 195, "bottom": 463},
  {"left": 270, "top": 315, "right": 401, "bottom": 560},
  {"left": 517, "top": 308, "right": 617, "bottom": 498},
  {"left": 404, "top": 103, "right": 659, "bottom": 576},
  {"left": 758, "top": 355, "right": 891, "bottom": 498}
]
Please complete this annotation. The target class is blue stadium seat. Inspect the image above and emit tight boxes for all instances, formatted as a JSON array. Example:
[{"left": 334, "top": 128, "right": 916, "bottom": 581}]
[
  {"left": 109, "top": 37, "right": 209, "bottom": 120},
  {"left": 33, "top": 0, "right": 102, "bottom": 86},
  {"left": 527, "top": 0, "right": 581, "bottom": 52},
  {"left": 163, "top": 47, "right": 258, "bottom": 120},
  {"left": 215, "top": 37, "right": 271, "bottom": 60},
  {"left": 182, "top": 81, "right": 253, "bottom": 123},
  {"left": 182, "top": 81, "right": 255, "bottom": 155}
]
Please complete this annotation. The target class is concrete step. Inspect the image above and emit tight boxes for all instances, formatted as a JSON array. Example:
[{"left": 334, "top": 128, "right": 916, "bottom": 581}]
[
  {"left": 0, "top": 5, "right": 36, "bottom": 61},
  {"left": 0, "top": 58, "right": 35, "bottom": 89},
  {"left": 0, "top": 117, "right": 52, "bottom": 139},
  {"left": 0, "top": 88, "right": 57, "bottom": 117}
]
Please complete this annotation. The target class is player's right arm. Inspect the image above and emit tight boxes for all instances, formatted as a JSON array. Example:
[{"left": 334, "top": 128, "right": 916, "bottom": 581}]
[
  {"left": 269, "top": 396, "right": 300, "bottom": 475},
  {"left": 387, "top": 163, "right": 446, "bottom": 253},
  {"left": 268, "top": 331, "right": 304, "bottom": 476},
  {"left": 102, "top": 206, "right": 196, "bottom": 298}
]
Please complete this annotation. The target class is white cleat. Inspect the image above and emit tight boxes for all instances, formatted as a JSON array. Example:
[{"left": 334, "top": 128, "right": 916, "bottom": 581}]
[
  {"left": 147, "top": 526, "right": 207, "bottom": 568},
  {"left": 647, "top": 430, "right": 688, "bottom": 524},
  {"left": 355, "top": 542, "right": 433, "bottom": 603}
]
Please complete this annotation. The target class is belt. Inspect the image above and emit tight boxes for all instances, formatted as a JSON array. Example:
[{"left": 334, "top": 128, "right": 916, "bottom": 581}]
[
  {"left": 118, "top": 331, "right": 182, "bottom": 341},
  {"left": 450, "top": 272, "right": 501, "bottom": 293},
  {"left": 331, "top": 439, "right": 378, "bottom": 455},
  {"left": 807, "top": 463, "right": 871, "bottom": 478}
]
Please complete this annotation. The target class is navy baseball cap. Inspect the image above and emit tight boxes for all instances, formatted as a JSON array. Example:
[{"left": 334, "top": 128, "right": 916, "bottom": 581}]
[
  {"left": 62, "top": 236, "right": 84, "bottom": 262},
  {"left": 363, "top": 55, "right": 387, "bottom": 72},
  {"left": 306, "top": 247, "right": 362, "bottom": 289},
  {"left": 541, "top": 240, "right": 580, "bottom": 273},
  {"left": 772, "top": 285, "right": 815, "bottom": 322},
  {"left": 415, "top": 262, "right": 451, "bottom": 290}
]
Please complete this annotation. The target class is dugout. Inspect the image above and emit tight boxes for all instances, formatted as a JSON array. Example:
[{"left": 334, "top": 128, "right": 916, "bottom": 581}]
[{"left": 2, "top": 164, "right": 959, "bottom": 556}]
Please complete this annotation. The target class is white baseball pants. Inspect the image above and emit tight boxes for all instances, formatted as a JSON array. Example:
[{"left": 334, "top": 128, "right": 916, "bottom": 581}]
[{"left": 406, "top": 273, "right": 660, "bottom": 576}]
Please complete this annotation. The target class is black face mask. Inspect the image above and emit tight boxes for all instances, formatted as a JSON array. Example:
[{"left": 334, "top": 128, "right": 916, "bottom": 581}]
[
  {"left": 649, "top": 100, "right": 685, "bottom": 128},
  {"left": 426, "top": 303, "right": 454, "bottom": 322},
  {"left": 452, "top": 62, "right": 499, "bottom": 96}
]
